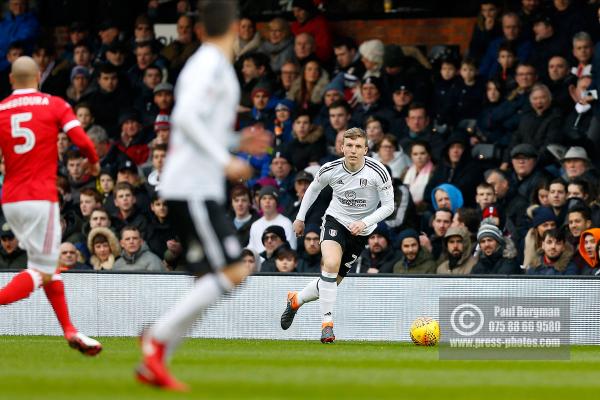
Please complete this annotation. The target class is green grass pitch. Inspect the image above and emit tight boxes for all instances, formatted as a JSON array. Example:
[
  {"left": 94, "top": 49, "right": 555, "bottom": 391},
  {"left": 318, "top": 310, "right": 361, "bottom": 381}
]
[{"left": 1, "top": 336, "right": 600, "bottom": 400}]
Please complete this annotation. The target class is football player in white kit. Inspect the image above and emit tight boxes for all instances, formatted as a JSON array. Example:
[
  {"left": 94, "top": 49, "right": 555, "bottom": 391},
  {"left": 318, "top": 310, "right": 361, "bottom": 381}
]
[
  {"left": 135, "top": 0, "right": 270, "bottom": 390},
  {"left": 283, "top": 127, "right": 394, "bottom": 343}
]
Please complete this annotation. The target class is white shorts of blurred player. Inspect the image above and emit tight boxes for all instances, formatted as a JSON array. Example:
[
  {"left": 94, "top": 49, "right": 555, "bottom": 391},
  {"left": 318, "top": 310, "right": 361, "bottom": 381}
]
[{"left": 2, "top": 200, "right": 61, "bottom": 274}]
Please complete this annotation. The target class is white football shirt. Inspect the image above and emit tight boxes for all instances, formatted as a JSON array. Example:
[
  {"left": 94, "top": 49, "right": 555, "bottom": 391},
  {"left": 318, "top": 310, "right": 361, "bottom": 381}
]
[
  {"left": 296, "top": 156, "right": 394, "bottom": 235},
  {"left": 159, "top": 43, "right": 239, "bottom": 202}
]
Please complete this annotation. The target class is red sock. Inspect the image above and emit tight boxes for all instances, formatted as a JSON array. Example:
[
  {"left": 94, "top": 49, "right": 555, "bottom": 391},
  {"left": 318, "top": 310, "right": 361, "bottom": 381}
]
[
  {"left": 0, "top": 270, "right": 38, "bottom": 305},
  {"left": 43, "top": 277, "right": 77, "bottom": 337}
]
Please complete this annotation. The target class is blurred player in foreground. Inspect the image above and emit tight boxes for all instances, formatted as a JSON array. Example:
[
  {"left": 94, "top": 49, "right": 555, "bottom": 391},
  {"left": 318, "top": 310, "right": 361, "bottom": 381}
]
[
  {"left": 282, "top": 128, "right": 394, "bottom": 343},
  {"left": 135, "top": 0, "right": 270, "bottom": 391},
  {"left": 0, "top": 56, "right": 102, "bottom": 355}
]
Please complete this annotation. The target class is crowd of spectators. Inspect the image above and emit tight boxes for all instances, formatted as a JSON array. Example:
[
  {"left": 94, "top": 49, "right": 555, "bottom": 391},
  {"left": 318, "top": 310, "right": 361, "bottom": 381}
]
[{"left": 2, "top": 0, "right": 600, "bottom": 277}]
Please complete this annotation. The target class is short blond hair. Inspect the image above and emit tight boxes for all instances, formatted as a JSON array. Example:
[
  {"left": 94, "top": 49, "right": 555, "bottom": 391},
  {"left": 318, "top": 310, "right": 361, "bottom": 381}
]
[{"left": 343, "top": 127, "right": 367, "bottom": 142}]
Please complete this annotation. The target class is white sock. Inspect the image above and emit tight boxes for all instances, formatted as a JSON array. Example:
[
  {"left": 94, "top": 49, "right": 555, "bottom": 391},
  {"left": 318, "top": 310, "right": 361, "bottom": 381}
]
[
  {"left": 318, "top": 272, "right": 337, "bottom": 324},
  {"left": 150, "top": 272, "right": 234, "bottom": 346},
  {"left": 297, "top": 278, "right": 320, "bottom": 306}
]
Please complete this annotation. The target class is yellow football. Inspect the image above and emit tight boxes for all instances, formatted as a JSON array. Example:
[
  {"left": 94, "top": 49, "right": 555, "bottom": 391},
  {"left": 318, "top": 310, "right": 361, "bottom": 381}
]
[{"left": 410, "top": 317, "right": 440, "bottom": 346}]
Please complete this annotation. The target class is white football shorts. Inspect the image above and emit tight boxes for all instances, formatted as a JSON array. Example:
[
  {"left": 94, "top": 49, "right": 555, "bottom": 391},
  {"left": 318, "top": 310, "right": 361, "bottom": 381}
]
[{"left": 2, "top": 200, "right": 61, "bottom": 274}]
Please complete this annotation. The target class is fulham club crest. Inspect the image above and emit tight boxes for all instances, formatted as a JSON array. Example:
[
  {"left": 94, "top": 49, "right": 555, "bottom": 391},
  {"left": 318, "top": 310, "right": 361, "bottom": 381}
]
[
  {"left": 329, "top": 229, "right": 337, "bottom": 237},
  {"left": 360, "top": 178, "right": 367, "bottom": 187}
]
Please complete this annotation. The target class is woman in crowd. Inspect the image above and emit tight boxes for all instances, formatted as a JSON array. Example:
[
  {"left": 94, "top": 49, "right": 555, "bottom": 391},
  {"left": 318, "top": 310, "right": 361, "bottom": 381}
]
[
  {"left": 402, "top": 140, "right": 434, "bottom": 210},
  {"left": 372, "top": 134, "right": 411, "bottom": 180},
  {"left": 287, "top": 59, "right": 330, "bottom": 113}
]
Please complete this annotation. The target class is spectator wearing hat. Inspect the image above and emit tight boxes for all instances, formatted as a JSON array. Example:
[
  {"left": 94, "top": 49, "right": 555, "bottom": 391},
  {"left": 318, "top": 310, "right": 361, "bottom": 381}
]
[
  {"left": 103, "top": 40, "right": 133, "bottom": 90},
  {"left": 296, "top": 223, "right": 321, "bottom": 273},
  {"left": 471, "top": 223, "right": 520, "bottom": 274},
  {"left": 160, "top": 14, "right": 199, "bottom": 81},
  {"left": 437, "top": 226, "right": 478, "bottom": 275},
  {"left": 382, "top": 43, "right": 432, "bottom": 105},
  {"left": 0, "top": 0, "right": 38, "bottom": 72},
  {"left": 526, "top": 228, "right": 578, "bottom": 275},
  {"left": 506, "top": 144, "right": 549, "bottom": 236},
  {"left": 66, "top": 65, "right": 94, "bottom": 105},
  {"left": 577, "top": 228, "right": 600, "bottom": 275},
  {"left": 273, "top": 99, "right": 295, "bottom": 146},
  {"left": 114, "top": 159, "right": 151, "bottom": 213},
  {"left": 359, "top": 39, "right": 384, "bottom": 80},
  {"left": 258, "top": 17, "right": 294, "bottom": 73},
  {"left": 87, "top": 226, "right": 121, "bottom": 270},
  {"left": 152, "top": 111, "right": 171, "bottom": 147},
  {"left": 352, "top": 76, "right": 394, "bottom": 129},
  {"left": 388, "top": 79, "right": 414, "bottom": 136},
  {"left": 256, "top": 225, "right": 288, "bottom": 272},
  {"left": 233, "top": 16, "right": 262, "bottom": 62},
  {"left": 268, "top": 151, "right": 295, "bottom": 205},
  {"left": 507, "top": 83, "right": 562, "bottom": 165},
  {"left": 240, "top": 80, "right": 275, "bottom": 130},
  {"left": 357, "top": 222, "right": 401, "bottom": 273},
  {"left": 425, "top": 131, "right": 482, "bottom": 208},
  {"left": 87, "top": 63, "right": 132, "bottom": 137},
  {"left": 229, "top": 185, "right": 259, "bottom": 247},
  {"left": 284, "top": 170, "right": 313, "bottom": 220},
  {"left": 431, "top": 184, "right": 464, "bottom": 214},
  {"left": 313, "top": 73, "right": 344, "bottom": 129},
  {"left": 523, "top": 205, "right": 557, "bottom": 269},
  {"left": 392, "top": 228, "right": 436, "bottom": 274},
  {"left": 332, "top": 36, "right": 365, "bottom": 80},
  {"left": 561, "top": 146, "right": 600, "bottom": 185},
  {"left": 61, "top": 22, "right": 93, "bottom": 64},
  {"left": 283, "top": 111, "right": 326, "bottom": 171},
  {"left": 115, "top": 110, "right": 150, "bottom": 166},
  {"left": 0, "top": 222, "right": 27, "bottom": 269},
  {"left": 528, "top": 14, "right": 569, "bottom": 79},
  {"left": 247, "top": 186, "right": 297, "bottom": 253},
  {"left": 290, "top": 0, "right": 333, "bottom": 64}
]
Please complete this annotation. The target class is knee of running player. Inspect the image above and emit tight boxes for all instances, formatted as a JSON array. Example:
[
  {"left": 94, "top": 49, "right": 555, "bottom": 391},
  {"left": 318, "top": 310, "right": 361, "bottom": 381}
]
[{"left": 320, "top": 254, "right": 341, "bottom": 274}]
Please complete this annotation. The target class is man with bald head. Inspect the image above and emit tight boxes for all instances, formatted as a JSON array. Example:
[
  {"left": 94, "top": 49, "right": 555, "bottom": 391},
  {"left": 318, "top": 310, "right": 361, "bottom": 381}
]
[{"left": 0, "top": 56, "right": 102, "bottom": 355}]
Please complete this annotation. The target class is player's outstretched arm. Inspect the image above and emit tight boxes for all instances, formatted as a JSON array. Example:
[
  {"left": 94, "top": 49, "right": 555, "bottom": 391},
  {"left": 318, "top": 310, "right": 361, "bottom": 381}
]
[{"left": 237, "top": 126, "right": 271, "bottom": 156}]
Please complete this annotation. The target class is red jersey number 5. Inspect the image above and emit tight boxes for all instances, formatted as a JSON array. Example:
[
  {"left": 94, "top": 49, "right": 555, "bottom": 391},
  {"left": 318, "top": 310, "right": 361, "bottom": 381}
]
[{"left": 11, "top": 112, "right": 35, "bottom": 154}]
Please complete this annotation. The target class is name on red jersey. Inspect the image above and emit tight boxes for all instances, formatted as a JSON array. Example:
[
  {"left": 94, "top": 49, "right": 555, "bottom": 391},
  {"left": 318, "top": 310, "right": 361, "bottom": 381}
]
[{"left": 0, "top": 96, "right": 50, "bottom": 111}]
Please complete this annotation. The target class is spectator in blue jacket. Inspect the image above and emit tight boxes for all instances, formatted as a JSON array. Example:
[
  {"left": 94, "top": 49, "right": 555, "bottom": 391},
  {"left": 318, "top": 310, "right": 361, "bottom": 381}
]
[{"left": 0, "top": 0, "right": 39, "bottom": 72}]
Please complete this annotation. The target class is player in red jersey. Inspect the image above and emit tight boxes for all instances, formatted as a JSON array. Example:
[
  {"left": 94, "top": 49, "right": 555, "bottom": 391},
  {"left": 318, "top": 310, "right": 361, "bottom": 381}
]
[{"left": 0, "top": 56, "right": 102, "bottom": 356}]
